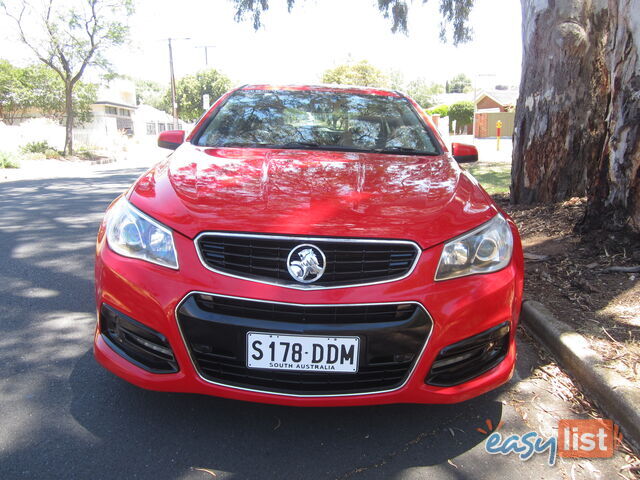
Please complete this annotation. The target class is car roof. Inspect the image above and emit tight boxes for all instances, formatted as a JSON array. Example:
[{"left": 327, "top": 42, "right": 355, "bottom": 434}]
[{"left": 241, "top": 84, "right": 402, "bottom": 98}]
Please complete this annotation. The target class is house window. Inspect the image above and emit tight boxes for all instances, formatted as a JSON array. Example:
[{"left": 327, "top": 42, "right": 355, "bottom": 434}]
[
  {"left": 119, "top": 108, "right": 131, "bottom": 117},
  {"left": 105, "top": 106, "right": 118, "bottom": 115},
  {"left": 146, "top": 122, "right": 156, "bottom": 135},
  {"left": 158, "top": 123, "right": 166, "bottom": 133}
]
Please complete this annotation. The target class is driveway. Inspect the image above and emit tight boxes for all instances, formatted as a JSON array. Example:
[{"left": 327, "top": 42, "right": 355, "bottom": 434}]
[{"left": 0, "top": 163, "right": 629, "bottom": 479}]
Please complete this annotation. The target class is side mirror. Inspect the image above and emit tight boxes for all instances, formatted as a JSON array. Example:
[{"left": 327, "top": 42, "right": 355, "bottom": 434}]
[
  {"left": 158, "top": 130, "right": 185, "bottom": 150},
  {"left": 451, "top": 143, "right": 479, "bottom": 163}
]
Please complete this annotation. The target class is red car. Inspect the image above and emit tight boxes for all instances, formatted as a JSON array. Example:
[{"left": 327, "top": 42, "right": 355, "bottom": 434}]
[{"left": 94, "top": 84, "right": 523, "bottom": 406}]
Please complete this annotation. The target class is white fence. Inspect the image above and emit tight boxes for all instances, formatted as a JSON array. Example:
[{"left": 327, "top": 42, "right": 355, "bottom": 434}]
[{"left": 0, "top": 118, "right": 131, "bottom": 154}]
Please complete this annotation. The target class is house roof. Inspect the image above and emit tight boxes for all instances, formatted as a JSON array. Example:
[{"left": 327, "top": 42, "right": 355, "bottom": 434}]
[
  {"left": 476, "top": 89, "right": 519, "bottom": 107},
  {"left": 432, "top": 92, "right": 474, "bottom": 106},
  {"left": 94, "top": 100, "right": 137, "bottom": 109},
  {"left": 135, "top": 104, "right": 175, "bottom": 123}
]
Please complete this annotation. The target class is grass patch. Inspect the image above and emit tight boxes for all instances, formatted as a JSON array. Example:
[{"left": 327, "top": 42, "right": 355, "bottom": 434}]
[
  {"left": 75, "top": 146, "right": 100, "bottom": 160},
  {"left": 0, "top": 151, "right": 20, "bottom": 169},
  {"left": 464, "top": 162, "right": 511, "bottom": 195}
]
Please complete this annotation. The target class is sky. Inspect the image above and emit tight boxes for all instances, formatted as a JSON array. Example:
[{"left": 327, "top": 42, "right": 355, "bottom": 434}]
[{"left": 0, "top": 0, "right": 522, "bottom": 91}]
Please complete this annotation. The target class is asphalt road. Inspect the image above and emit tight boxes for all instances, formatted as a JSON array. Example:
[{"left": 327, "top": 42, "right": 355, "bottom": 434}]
[{"left": 0, "top": 165, "right": 629, "bottom": 479}]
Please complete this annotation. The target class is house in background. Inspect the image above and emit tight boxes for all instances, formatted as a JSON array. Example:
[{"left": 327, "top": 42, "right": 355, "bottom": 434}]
[
  {"left": 475, "top": 89, "right": 518, "bottom": 113},
  {"left": 89, "top": 80, "right": 191, "bottom": 139},
  {"left": 134, "top": 104, "right": 184, "bottom": 137},
  {"left": 429, "top": 88, "right": 519, "bottom": 138},
  {"left": 89, "top": 78, "right": 136, "bottom": 135},
  {"left": 474, "top": 88, "right": 518, "bottom": 138}
]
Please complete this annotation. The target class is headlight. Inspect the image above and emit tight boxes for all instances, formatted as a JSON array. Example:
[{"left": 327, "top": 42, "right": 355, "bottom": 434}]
[
  {"left": 435, "top": 214, "right": 513, "bottom": 281},
  {"left": 106, "top": 198, "right": 178, "bottom": 269}
]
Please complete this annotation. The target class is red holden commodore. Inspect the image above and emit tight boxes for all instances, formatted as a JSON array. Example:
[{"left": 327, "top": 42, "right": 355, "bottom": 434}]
[{"left": 94, "top": 84, "right": 524, "bottom": 406}]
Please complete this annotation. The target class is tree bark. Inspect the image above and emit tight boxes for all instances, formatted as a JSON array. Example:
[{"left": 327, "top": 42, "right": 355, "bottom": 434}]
[
  {"left": 512, "top": 0, "right": 610, "bottom": 204},
  {"left": 581, "top": 0, "right": 640, "bottom": 231},
  {"left": 513, "top": 0, "right": 640, "bottom": 233},
  {"left": 63, "top": 80, "right": 73, "bottom": 156}
]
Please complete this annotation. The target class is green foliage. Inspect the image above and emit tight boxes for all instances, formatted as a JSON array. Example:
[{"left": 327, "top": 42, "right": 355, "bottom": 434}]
[
  {"left": 321, "top": 61, "right": 389, "bottom": 88},
  {"left": 0, "top": 151, "right": 19, "bottom": 169},
  {"left": 405, "top": 78, "right": 445, "bottom": 109},
  {"left": 232, "top": 0, "right": 474, "bottom": 46},
  {"left": 448, "top": 100, "right": 474, "bottom": 130},
  {"left": 438, "top": 0, "right": 474, "bottom": 45},
  {"left": 25, "top": 64, "right": 98, "bottom": 124},
  {"left": 74, "top": 145, "right": 99, "bottom": 160},
  {"left": 1, "top": 0, "right": 134, "bottom": 153},
  {"left": 21, "top": 140, "right": 54, "bottom": 154},
  {"left": 20, "top": 140, "right": 64, "bottom": 159},
  {"left": 446, "top": 73, "right": 472, "bottom": 93},
  {"left": 135, "top": 79, "right": 166, "bottom": 108},
  {"left": 44, "top": 149, "right": 63, "bottom": 159},
  {"left": 71, "top": 81, "right": 98, "bottom": 124},
  {"left": 0, "top": 59, "right": 23, "bottom": 123},
  {"left": 162, "top": 69, "right": 232, "bottom": 122},
  {"left": 387, "top": 70, "right": 405, "bottom": 90},
  {"left": 0, "top": 60, "right": 97, "bottom": 125},
  {"left": 427, "top": 104, "right": 450, "bottom": 117}
]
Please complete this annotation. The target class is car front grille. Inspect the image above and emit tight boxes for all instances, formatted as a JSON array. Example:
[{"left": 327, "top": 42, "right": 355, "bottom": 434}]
[
  {"left": 177, "top": 293, "right": 432, "bottom": 395},
  {"left": 196, "top": 233, "right": 420, "bottom": 288}
]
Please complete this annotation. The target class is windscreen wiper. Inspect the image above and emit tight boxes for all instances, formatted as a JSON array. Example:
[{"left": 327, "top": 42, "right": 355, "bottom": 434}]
[
  {"left": 372, "top": 146, "right": 439, "bottom": 155},
  {"left": 216, "top": 142, "right": 320, "bottom": 149},
  {"left": 280, "top": 142, "right": 321, "bottom": 148}
]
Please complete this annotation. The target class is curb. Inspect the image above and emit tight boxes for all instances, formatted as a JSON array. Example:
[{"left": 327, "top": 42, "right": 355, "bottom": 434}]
[
  {"left": 521, "top": 300, "right": 640, "bottom": 453},
  {"left": 88, "top": 157, "right": 117, "bottom": 166}
]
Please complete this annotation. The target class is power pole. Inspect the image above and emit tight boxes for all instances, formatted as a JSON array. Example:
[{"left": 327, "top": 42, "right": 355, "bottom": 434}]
[
  {"left": 167, "top": 37, "right": 191, "bottom": 130},
  {"left": 197, "top": 45, "right": 216, "bottom": 66},
  {"left": 168, "top": 38, "right": 178, "bottom": 129}
]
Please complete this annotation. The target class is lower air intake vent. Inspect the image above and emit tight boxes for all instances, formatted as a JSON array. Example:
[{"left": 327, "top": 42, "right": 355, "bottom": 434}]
[
  {"left": 100, "top": 304, "right": 178, "bottom": 373},
  {"left": 194, "top": 294, "right": 418, "bottom": 324},
  {"left": 176, "top": 293, "right": 432, "bottom": 395},
  {"left": 426, "top": 322, "right": 510, "bottom": 387}
]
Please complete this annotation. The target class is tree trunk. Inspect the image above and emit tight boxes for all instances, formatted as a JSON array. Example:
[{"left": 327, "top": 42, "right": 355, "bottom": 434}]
[
  {"left": 511, "top": 0, "right": 610, "bottom": 204},
  {"left": 512, "top": 0, "right": 640, "bottom": 233},
  {"left": 581, "top": 0, "right": 640, "bottom": 231},
  {"left": 63, "top": 81, "right": 73, "bottom": 156}
]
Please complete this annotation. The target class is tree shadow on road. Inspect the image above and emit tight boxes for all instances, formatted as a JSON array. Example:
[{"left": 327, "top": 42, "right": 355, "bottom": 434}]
[{"left": 62, "top": 348, "right": 508, "bottom": 479}]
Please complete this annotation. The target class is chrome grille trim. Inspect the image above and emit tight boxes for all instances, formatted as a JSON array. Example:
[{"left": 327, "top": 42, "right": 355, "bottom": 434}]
[{"left": 193, "top": 232, "right": 422, "bottom": 290}]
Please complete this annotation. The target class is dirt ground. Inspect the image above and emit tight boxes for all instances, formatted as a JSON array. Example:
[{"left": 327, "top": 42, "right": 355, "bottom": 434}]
[{"left": 497, "top": 194, "right": 640, "bottom": 383}]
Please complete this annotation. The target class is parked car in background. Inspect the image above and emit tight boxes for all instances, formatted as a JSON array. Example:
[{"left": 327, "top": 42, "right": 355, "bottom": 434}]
[{"left": 94, "top": 84, "right": 524, "bottom": 406}]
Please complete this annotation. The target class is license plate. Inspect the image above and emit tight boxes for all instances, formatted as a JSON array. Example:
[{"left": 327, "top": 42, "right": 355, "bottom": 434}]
[{"left": 246, "top": 332, "right": 360, "bottom": 373}]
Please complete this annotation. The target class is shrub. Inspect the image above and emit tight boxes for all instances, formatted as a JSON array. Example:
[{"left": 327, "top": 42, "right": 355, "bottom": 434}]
[
  {"left": 43, "top": 149, "right": 63, "bottom": 159},
  {"left": 448, "top": 101, "right": 475, "bottom": 133},
  {"left": 75, "top": 146, "right": 99, "bottom": 160},
  {"left": 21, "top": 140, "right": 54, "bottom": 154},
  {"left": 0, "top": 151, "right": 20, "bottom": 169},
  {"left": 427, "top": 105, "right": 449, "bottom": 118},
  {"left": 449, "top": 101, "right": 474, "bottom": 124}
]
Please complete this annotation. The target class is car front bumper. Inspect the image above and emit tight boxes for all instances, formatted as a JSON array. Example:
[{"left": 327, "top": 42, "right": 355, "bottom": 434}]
[{"left": 94, "top": 222, "right": 524, "bottom": 406}]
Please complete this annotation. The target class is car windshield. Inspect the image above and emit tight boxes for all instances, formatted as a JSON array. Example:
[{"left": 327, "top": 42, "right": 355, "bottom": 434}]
[{"left": 196, "top": 89, "right": 440, "bottom": 155}]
